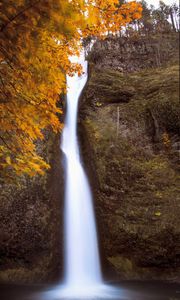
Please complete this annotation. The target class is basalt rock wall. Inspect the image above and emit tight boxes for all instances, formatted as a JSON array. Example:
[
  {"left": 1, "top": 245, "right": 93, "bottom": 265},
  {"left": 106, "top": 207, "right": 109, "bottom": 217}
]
[{"left": 79, "top": 33, "right": 180, "bottom": 280}]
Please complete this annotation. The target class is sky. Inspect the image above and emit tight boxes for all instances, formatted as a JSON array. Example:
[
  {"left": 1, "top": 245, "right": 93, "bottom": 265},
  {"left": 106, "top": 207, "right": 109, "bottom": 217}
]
[{"left": 144, "top": 0, "right": 179, "bottom": 7}]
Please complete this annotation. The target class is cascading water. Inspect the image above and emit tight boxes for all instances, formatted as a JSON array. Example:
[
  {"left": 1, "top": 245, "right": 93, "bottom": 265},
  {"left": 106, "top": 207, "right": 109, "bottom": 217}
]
[
  {"left": 61, "top": 54, "right": 102, "bottom": 287},
  {"left": 42, "top": 52, "right": 120, "bottom": 299}
]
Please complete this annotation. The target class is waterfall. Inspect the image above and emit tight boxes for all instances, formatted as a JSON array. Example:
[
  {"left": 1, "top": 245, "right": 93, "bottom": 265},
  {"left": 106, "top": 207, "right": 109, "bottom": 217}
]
[
  {"left": 61, "top": 53, "right": 102, "bottom": 287},
  {"left": 42, "top": 52, "right": 120, "bottom": 299}
]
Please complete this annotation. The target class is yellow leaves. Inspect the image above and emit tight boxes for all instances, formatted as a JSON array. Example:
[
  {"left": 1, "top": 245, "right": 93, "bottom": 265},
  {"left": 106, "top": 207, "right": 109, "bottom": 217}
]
[
  {"left": 5, "top": 156, "right": 11, "bottom": 165},
  {"left": 154, "top": 212, "right": 162, "bottom": 217},
  {"left": 61, "top": 0, "right": 142, "bottom": 38},
  {"left": 87, "top": 6, "right": 99, "bottom": 27},
  {"left": 162, "top": 132, "right": 171, "bottom": 149},
  {"left": 95, "top": 101, "right": 102, "bottom": 107},
  {"left": 67, "top": 63, "right": 83, "bottom": 77},
  {"left": 155, "top": 191, "right": 163, "bottom": 199},
  {"left": 133, "top": 12, "right": 142, "bottom": 20},
  {"left": 0, "top": 0, "right": 142, "bottom": 177},
  {"left": 14, "top": 154, "right": 50, "bottom": 177}
]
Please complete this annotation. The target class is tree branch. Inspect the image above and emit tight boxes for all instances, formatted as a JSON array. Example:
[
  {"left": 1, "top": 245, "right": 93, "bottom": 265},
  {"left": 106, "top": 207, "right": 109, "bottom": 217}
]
[
  {"left": 0, "top": 1, "right": 41, "bottom": 32},
  {"left": 0, "top": 135, "right": 11, "bottom": 151}
]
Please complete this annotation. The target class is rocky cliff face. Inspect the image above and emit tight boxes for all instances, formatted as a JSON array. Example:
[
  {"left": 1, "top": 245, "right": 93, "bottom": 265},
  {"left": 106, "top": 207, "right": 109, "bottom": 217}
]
[
  {"left": 0, "top": 132, "right": 64, "bottom": 283},
  {"left": 0, "top": 32, "right": 179, "bottom": 284},
  {"left": 88, "top": 33, "right": 179, "bottom": 72},
  {"left": 79, "top": 33, "right": 180, "bottom": 280}
]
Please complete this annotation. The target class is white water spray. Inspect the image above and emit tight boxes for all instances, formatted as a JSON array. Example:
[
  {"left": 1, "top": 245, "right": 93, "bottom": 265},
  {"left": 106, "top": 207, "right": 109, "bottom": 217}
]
[
  {"left": 42, "top": 53, "right": 121, "bottom": 299},
  {"left": 61, "top": 54, "right": 102, "bottom": 287}
]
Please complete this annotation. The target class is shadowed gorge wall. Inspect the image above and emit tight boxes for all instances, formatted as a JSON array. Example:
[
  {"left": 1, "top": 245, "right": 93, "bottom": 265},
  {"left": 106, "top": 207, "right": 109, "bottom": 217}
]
[
  {"left": 0, "top": 32, "right": 179, "bottom": 283},
  {"left": 0, "top": 133, "right": 64, "bottom": 283},
  {"left": 79, "top": 33, "right": 180, "bottom": 280}
]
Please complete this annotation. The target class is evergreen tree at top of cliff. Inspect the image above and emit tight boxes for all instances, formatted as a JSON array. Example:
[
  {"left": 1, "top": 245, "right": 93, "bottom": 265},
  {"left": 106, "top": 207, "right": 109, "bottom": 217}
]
[{"left": 124, "top": 0, "right": 179, "bottom": 36}]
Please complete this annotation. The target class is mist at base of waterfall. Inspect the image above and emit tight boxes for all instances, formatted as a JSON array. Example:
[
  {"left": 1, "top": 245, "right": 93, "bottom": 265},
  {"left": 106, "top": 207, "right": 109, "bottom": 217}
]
[
  {"left": 1, "top": 281, "right": 179, "bottom": 300},
  {"left": 42, "top": 283, "right": 121, "bottom": 299}
]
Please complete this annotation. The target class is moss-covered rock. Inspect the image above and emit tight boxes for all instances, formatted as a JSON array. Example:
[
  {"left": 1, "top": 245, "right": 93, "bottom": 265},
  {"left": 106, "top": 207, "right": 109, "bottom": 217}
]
[
  {"left": 79, "top": 56, "right": 180, "bottom": 280},
  {"left": 0, "top": 133, "right": 64, "bottom": 283}
]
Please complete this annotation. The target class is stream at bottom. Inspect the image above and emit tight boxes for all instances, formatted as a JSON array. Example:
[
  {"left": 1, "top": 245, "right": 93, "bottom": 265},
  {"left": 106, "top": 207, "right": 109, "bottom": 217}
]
[{"left": 0, "top": 281, "right": 179, "bottom": 300}]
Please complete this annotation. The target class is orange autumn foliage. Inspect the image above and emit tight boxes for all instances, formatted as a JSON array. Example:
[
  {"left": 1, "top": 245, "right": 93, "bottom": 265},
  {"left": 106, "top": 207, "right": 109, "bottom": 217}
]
[{"left": 0, "top": 0, "right": 142, "bottom": 177}]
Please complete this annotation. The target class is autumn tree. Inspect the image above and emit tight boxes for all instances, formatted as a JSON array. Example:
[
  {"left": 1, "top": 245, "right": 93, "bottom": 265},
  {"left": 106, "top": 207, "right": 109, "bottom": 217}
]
[{"left": 0, "top": 0, "right": 142, "bottom": 178}]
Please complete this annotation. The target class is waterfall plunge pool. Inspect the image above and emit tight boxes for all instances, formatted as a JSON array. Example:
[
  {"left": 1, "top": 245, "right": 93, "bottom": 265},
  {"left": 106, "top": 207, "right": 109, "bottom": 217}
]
[{"left": 0, "top": 281, "right": 179, "bottom": 300}]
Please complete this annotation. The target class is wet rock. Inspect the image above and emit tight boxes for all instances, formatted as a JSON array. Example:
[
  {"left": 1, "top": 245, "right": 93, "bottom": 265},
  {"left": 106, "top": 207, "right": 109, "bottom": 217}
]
[
  {"left": 0, "top": 133, "right": 64, "bottom": 283},
  {"left": 79, "top": 34, "right": 180, "bottom": 280}
]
